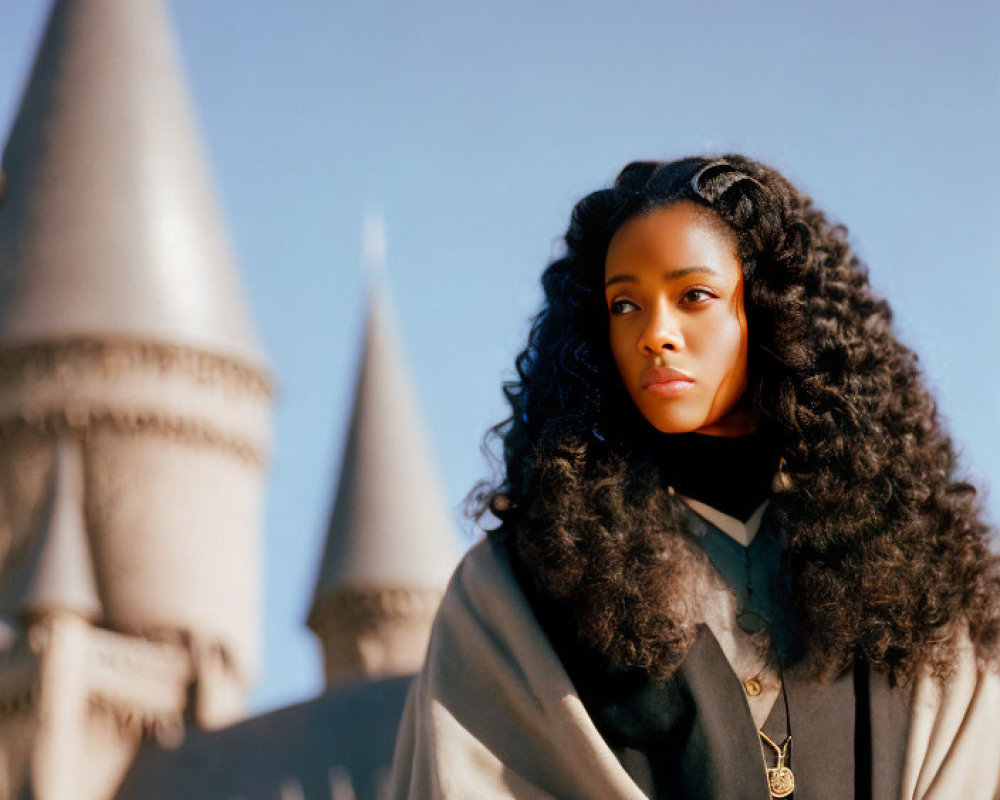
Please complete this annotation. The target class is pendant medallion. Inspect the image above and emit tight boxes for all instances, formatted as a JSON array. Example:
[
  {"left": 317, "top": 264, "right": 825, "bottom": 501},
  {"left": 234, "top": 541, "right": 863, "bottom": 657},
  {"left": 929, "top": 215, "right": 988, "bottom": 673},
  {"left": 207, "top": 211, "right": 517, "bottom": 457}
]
[{"left": 767, "top": 765, "right": 794, "bottom": 798}]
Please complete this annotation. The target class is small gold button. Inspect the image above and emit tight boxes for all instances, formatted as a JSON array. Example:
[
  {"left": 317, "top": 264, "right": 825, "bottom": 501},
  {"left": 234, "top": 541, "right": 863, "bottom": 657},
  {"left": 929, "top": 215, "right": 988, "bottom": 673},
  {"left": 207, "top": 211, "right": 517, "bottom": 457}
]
[{"left": 744, "top": 676, "right": 762, "bottom": 697}]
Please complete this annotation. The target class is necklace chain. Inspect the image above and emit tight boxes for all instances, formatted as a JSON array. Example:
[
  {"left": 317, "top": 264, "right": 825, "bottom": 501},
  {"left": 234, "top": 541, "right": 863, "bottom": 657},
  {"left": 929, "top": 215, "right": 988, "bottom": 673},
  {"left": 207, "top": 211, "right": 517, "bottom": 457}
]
[{"left": 757, "top": 672, "right": 795, "bottom": 799}]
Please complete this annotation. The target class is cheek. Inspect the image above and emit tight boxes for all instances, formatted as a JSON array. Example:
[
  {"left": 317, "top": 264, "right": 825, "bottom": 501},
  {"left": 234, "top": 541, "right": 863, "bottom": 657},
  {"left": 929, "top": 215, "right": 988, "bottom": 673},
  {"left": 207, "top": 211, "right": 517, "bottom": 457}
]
[
  {"left": 707, "top": 315, "right": 749, "bottom": 400},
  {"left": 608, "top": 324, "right": 634, "bottom": 383},
  {"left": 719, "top": 321, "right": 748, "bottom": 373}
]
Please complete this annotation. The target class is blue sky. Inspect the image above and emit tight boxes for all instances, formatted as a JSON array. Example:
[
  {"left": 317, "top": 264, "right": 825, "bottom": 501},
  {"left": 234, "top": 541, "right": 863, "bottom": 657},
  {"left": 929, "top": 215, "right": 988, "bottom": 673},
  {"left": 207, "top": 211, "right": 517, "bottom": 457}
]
[{"left": 1, "top": 0, "right": 997, "bottom": 714}]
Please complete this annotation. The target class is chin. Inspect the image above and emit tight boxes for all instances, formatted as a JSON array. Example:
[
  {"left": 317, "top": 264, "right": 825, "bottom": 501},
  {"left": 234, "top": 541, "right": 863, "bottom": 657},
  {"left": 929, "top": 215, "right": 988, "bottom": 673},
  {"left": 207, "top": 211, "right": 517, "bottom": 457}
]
[
  {"left": 638, "top": 406, "right": 753, "bottom": 438},
  {"left": 639, "top": 409, "right": 706, "bottom": 435}
]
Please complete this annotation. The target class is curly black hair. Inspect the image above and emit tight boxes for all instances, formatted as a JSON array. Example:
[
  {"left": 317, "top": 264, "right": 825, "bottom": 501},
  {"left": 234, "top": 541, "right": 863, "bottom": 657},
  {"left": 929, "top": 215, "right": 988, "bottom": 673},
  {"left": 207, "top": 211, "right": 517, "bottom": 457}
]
[{"left": 475, "top": 155, "right": 1000, "bottom": 684}]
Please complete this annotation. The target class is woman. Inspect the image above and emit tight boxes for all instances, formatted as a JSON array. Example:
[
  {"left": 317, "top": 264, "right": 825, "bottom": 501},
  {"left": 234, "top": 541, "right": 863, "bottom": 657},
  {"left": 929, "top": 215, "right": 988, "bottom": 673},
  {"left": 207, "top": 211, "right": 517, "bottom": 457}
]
[{"left": 388, "top": 156, "right": 1000, "bottom": 799}]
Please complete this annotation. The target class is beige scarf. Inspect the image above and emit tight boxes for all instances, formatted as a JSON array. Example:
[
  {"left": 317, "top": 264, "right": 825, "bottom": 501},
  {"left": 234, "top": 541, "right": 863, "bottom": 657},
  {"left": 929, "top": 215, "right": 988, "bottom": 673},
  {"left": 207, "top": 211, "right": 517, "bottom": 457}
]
[{"left": 387, "top": 538, "right": 1000, "bottom": 799}]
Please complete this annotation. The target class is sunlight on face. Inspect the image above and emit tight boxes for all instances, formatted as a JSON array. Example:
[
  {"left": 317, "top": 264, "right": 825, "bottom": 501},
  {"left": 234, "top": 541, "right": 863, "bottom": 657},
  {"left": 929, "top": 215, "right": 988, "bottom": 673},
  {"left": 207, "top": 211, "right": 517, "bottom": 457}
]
[{"left": 604, "top": 202, "right": 752, "bottom": 437}]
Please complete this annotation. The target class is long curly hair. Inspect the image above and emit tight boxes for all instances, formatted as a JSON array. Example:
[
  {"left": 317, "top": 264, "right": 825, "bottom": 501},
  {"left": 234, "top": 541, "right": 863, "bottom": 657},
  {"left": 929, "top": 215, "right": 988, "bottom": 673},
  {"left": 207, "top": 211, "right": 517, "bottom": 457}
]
[{"left": 476, "top": 155, "right": 1000, "bottom": 684}]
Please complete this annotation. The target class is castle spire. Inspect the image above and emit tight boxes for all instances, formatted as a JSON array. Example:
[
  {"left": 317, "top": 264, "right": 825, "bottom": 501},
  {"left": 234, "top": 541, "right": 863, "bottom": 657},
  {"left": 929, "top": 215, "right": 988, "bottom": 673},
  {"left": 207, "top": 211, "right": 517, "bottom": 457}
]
[
  {"left": 0, "top": 0, "right": 262, "bottom": 364},
  {"left": 6, "top": 436, "right": 102, "bottom": 623},
  {"left": 308, "top": 280, "right": 461, "bottom": 685}
]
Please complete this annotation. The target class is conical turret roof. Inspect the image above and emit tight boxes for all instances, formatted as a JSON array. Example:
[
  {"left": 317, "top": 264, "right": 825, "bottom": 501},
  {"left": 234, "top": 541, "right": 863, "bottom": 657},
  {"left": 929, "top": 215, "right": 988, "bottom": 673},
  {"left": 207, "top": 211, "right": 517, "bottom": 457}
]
[
  {"left": 308, "top": 285, "right": 461, "bottom": 627},
  {"left": 5, "top": 436, "right": 102, "bottom": 622},
  {"left": 0, "top": 0, "right": 262, "bottom": 364}
]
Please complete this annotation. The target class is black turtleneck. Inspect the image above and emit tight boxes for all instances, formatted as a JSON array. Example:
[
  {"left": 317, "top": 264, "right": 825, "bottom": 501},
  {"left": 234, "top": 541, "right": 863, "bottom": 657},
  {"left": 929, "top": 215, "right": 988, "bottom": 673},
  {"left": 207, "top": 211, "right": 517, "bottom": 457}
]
[{"left": 654, "top": 432, "right": 780, "bottom": 521}]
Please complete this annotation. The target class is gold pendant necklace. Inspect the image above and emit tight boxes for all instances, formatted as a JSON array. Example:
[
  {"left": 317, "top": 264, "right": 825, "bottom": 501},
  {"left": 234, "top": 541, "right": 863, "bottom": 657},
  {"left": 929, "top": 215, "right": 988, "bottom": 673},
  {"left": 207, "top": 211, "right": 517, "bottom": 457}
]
[{"left": 758, "top": 731, "right": 795, "bottom": 798}]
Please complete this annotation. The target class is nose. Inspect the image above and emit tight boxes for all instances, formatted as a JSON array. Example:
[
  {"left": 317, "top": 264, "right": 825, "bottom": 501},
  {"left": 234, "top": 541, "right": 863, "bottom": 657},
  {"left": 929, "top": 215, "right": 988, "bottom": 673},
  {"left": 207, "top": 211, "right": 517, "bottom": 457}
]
[{"left": 638, "top": 302, "right": 683, "bottom": 354}]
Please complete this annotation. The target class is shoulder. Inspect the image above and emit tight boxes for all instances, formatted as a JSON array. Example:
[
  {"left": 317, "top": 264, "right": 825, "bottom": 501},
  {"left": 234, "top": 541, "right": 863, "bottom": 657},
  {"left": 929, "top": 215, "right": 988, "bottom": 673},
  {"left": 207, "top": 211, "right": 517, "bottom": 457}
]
[
  {"left": 386, "top": 535, "right": 649, "bottom": 800},
  {"left": 902, "top": 627, "right": 1000, "bottom": 798},
  {"left": 453, "top": 534, "right": 518, "bottom": 593},
  {"left": 430, "top": 535, "right": 554, "bottom": 678},
  {"left": 438, "top": 535, "right": 526, "bottom": 626}
]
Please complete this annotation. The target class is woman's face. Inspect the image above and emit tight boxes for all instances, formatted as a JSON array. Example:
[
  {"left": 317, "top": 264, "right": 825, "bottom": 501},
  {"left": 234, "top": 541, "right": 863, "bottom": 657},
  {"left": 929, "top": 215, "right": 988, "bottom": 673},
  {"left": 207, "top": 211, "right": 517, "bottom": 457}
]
[{"left": 604, "top": 202, "right": 753, "bottom": 437}]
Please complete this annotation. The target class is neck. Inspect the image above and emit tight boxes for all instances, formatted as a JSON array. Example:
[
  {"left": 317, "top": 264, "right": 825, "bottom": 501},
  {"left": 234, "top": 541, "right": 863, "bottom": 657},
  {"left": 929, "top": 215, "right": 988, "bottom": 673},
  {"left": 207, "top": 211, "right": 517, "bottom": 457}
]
[
  {"left": 656, "top": 431, "right": 779, "bottom": 520},
  {"left": 695, "top": 406, "right": 759, "bottom": 438}
]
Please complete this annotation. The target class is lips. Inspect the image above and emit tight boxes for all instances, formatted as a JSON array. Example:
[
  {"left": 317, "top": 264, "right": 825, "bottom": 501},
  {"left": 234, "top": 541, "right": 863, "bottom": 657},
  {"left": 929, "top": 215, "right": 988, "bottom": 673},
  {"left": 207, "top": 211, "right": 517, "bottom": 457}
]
[{"left": 642, "top": 366, "right": 694, "bottom": 398}]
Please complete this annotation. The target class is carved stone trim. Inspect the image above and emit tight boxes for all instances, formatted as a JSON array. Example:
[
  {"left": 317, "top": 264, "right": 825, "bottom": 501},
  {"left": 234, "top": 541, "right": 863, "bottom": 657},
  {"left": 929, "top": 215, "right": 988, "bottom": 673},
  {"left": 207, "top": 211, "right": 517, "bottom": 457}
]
[
  {"left": 86, "top": 627, "right": 192, "bottom": 684},
  {"left": 313, "top": 587, "right": 444, "bottom": 633},
  {"left": 0, "top": 338, "right": 273, "bottom": 398},
  {"left": 130, "top": 625, "right": 242, "bottom": 678},
  {"left": 0, "top": 408, "right": 266, "bottom": 467},
  {"left": 88, "top": 694, "right": 185, "bottom": 745},
  {"left": 85, "top": 627, "right": 191, "bottom": 745}
]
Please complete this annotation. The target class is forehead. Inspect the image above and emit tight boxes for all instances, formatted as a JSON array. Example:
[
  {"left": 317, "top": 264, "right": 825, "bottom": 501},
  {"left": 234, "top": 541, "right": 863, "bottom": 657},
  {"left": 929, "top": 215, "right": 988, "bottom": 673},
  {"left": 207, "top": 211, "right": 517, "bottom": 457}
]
[{"left": 604, "top": 202, "right": 740, "bottom": 280}]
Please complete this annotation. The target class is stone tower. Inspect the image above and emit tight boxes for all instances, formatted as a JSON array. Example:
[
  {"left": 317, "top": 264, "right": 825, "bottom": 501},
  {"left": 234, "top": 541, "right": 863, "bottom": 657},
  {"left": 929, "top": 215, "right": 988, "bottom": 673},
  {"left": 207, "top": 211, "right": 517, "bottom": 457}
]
[
  {"left": 308, "top": 227, "right": 460, "bottom": 687},
  {"left": 111, "top": 221, "right": 463, "bottom": 799},
  {"left": 0, "top": 1, "right": 271, "bottom": 798}
]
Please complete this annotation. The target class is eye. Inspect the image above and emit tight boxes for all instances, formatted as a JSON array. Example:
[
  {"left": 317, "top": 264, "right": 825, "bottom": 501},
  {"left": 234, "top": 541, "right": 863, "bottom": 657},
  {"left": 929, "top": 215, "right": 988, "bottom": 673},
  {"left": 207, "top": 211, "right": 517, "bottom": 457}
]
[
  {"left": 680, "top": 287, "right": 718, "bottom": 304},
  {"left": 609, "top": 298, "right": 639, "bottom": 316}
]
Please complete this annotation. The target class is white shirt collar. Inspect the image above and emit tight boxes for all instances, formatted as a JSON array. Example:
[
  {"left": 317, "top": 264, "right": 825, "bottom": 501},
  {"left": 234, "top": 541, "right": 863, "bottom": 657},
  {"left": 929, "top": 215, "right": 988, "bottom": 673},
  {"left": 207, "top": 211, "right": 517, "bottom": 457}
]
[{"left": 680, "top": 497, "right": 770, "bottom": 547}]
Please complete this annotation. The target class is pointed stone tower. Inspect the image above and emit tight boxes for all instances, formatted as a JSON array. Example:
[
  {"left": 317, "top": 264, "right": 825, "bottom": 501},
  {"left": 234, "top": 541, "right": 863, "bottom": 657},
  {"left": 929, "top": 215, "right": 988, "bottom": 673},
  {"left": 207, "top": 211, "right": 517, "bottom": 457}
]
[
  {"left": 0, "top": 1, "right": 271, "bottom": 798},
  {"left": 308, "top": 223, "right": 461, "bottom": 688}
]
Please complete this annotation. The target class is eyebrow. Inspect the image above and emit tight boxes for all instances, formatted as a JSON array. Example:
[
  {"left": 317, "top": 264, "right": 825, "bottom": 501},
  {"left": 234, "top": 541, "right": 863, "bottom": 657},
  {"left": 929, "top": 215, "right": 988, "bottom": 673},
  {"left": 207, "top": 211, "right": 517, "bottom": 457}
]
[{"left": 604, "top": 266, "right": 719, "bottom": 288}]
